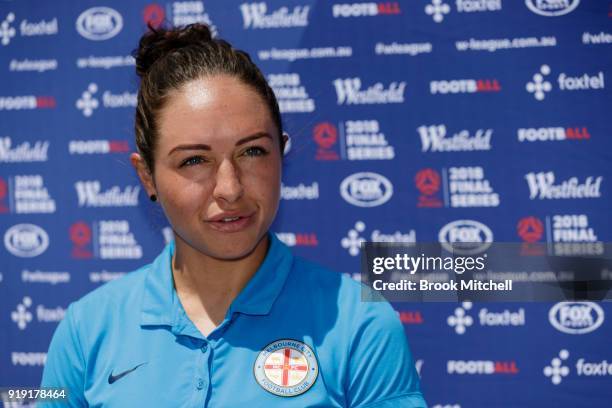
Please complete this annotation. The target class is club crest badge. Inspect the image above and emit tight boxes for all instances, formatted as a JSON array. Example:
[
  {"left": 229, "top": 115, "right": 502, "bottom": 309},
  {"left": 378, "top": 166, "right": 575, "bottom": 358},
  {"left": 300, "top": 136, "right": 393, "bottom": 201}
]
[{"left": 253, "top": 339, "right": 318, "bottom": 397}]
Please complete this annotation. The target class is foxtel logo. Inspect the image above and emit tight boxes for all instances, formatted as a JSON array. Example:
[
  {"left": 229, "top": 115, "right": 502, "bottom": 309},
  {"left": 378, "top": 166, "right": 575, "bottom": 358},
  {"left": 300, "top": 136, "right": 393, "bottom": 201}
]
[
  {"left": 558, "top": 72, "right": 604, "bottom": 91},
  {"left": 527, "top": 65, "right": 605, "bottom": 101},
  {"left": 525, "top": 172, "right": 602, "bottom": 200},
  {"left": 576, "top": 358, "right": 612, "bottom": 376}
]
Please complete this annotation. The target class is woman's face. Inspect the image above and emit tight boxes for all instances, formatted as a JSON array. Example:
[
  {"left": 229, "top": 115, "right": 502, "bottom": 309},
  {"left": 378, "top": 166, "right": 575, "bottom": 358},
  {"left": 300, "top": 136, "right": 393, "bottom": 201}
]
[{"left": 133, "top": 75, "right": 283, "bottom": 260}]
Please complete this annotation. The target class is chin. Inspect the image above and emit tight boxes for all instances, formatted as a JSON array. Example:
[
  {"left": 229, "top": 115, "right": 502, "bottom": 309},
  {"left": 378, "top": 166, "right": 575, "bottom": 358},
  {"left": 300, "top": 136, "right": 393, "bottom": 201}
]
[{"left": 203, "top": 233, "right": 267, "bottom": 261}]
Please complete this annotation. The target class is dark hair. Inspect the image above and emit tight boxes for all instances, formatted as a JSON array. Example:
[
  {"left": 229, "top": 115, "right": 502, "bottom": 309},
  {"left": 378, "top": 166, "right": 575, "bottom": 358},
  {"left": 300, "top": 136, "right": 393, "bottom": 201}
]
[{"left": 133, "top": 23, "right": 283, "bottom": 173}]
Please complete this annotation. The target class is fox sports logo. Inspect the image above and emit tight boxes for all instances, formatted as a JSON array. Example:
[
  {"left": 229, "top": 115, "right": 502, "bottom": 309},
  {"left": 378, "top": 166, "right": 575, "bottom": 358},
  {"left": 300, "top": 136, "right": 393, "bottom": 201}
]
[
  {"left": 549, "top": 301, "right": 604, "bottom": 334},
  {"left": 525, "top": 0, "right": 580, "bottom": 17},
  {"left": 4, "top": 224, "right": 49, "bottom": 257},
  {"left": 438, "top": 220, "right": 493, "bottom": 255},
  {"left": 76, "top": 7, "right": 123, "bottom": 41},
  {"left": 340, "top": 172, "right": 393, "bottom": 207}
]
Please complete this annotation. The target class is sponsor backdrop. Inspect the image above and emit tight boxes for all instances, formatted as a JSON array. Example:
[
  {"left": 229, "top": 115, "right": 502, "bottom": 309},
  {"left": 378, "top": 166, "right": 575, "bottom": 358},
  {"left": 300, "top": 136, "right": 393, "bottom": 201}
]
[{"left": 1, "top": 0, "right": 611, "bottom": 406}]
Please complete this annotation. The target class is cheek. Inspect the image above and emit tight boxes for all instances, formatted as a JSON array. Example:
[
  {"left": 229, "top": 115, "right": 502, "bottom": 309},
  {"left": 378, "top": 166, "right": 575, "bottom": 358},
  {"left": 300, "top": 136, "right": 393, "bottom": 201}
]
[
  {"left": 241, "top": 159, "right": 281, "bottom": 199},
  {"left": 160, "top": 174, "right": 215, "bottom": 214}
]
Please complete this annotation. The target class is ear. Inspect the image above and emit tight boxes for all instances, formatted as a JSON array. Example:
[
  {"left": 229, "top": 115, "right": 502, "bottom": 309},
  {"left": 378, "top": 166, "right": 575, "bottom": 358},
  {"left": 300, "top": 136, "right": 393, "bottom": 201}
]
[
  {"left": 281, "top": 132, "right": 290, "bottom": 154},
  {"left": 130, "top": 152, "right": 156, "bottom": 198}
]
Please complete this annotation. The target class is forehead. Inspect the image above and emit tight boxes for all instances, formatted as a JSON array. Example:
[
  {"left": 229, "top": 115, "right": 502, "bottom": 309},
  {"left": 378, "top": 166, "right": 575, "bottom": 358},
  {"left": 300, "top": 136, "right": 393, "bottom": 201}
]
[{"left": 156, "top": 75, "right": 276, "bottom": 151}]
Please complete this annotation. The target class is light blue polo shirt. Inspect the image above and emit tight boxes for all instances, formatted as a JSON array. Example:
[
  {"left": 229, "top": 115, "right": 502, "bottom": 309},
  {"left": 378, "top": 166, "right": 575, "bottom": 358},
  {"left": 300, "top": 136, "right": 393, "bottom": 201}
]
[{"left": 40, "top": 233, "right": 426, "bottom": 407}]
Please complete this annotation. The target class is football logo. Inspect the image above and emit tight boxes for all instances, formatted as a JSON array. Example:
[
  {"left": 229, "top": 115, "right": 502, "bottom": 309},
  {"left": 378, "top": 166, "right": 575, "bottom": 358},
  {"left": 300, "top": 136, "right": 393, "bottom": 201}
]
[{"left": 254, "top": 339, "right": 318, "bottom": 397}]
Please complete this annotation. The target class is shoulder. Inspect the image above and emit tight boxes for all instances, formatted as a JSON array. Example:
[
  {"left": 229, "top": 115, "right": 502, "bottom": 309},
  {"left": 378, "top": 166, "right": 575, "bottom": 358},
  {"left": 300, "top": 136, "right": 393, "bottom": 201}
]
[
  {"left": 75, "top": 264, "right": 149, "bottom": 308},
  {"left": 286, "top": 257, "right": 425, "bottom": 406},
  {"left": 42, "top": 262, "right": 154, "bottom": 387},
  {"left": 288, "top": 255, "right": 401, "bottom": 328},
  {"left": 288, "top": 255, "right": 358, "bottom": 301},
  {"left": 66, "top": 263, "right": 151, "bottom": 331}
]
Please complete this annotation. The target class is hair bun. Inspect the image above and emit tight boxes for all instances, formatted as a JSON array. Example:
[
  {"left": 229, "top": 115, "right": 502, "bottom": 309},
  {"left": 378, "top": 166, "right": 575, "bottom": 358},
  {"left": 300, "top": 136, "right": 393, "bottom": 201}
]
[{"left": 134, "top": 23, "right": 214, "bottom": 78}]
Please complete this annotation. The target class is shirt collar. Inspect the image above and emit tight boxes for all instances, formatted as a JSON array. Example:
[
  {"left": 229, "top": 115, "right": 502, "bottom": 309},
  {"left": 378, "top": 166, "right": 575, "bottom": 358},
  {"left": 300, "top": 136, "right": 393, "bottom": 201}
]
[
  {"left": 229, "top": 233, "right": 293, "bottom": 315},
  {"left": 140, "top": 232, "right": 293, "bottom": 328}
]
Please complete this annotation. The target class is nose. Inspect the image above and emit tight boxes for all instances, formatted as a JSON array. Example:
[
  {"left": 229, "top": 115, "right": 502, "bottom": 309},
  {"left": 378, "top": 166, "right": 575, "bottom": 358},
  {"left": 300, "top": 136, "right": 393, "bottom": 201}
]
[{"left": 212, "top": 159, "right": 244, "bottom": 204}]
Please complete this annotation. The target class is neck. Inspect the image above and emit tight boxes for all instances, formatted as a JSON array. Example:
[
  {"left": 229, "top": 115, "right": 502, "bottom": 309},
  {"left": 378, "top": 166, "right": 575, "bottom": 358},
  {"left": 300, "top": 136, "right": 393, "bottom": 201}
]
[{"left": 171, "top": 234, "right": 270, "bottom": 328}]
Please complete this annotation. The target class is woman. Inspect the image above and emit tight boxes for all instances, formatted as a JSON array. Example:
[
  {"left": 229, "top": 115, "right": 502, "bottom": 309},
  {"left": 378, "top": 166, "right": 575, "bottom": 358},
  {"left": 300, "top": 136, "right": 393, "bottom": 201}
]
[{"left": 40, "top": 24, "right": 426, "bottom": 407}]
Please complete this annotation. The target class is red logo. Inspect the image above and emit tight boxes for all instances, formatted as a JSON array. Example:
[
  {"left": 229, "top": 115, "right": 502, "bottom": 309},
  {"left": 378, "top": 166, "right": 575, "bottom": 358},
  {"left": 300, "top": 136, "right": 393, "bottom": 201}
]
[
  {"left": 36, "top": 96, "right": 56, "bottom": 109},
  {"left": 415, "top": 168, "right": 442, "bottom": 208},
  {"left": 143, "top": 4, "right": 165, "bottom": 28},
  {"left": 476, "top": 79, "right": 501, "bottom": 92},
  {"left": 70, "top": 221, "right": 92, "bottom": 259},
  {"left": 517, "top": 216, "right": 544, "bottom": 243},
  {"left": 518, "top": 216, "right": 545, "bottom": 256},
  {"left": 378, "top": 2, "right": 401, "bottom": 14},
  {"left": 566, "top": 127, "right": 590, "bottom": 139},
  {"left": 495, "top": 361, "right": 519, "bottom": 374},
  {"left": 399, "top": 311, "right": 423, "bottom": 324},
  {"left": 109, "top": 140, "right": 130, "bottom": 152},
  {"left": 295, "top": 233, "right": 319, "bottom": 246},
  {"left": 313, "top": 122, "right": 339, "bottom": 160},
  {"left": 0, "top": 177, "right": 8, "bottom": 213},
  {"left": 278, "top": 232, "right": 319, "bottom": 247}
]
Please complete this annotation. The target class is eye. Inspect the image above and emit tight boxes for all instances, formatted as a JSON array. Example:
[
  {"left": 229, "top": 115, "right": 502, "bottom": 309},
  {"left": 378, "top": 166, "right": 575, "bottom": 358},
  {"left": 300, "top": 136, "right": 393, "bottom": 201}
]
[
  {"left": 180, "top": 156, "right": 206, "bottom": 167},
  {"left": 243, "top": 146, "right": 269, "bottom": 157}
]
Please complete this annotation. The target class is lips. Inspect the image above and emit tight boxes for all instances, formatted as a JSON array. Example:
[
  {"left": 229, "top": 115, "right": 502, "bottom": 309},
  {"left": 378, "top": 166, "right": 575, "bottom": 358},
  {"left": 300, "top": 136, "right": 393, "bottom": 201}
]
[{"left": 206, "top": 212, "right": 255, "bottom": 233}]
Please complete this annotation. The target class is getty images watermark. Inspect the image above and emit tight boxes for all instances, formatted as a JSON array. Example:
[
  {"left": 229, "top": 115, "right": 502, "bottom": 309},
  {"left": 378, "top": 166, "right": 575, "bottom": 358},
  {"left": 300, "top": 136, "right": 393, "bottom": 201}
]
[{"left": 360, "top": 242, "right": 612, "bottom": 302}]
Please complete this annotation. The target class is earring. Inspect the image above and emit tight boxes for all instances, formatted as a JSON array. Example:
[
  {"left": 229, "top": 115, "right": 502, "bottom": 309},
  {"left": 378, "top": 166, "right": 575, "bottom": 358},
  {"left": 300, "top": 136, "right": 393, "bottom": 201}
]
[{"left": 150, "top": 194, "right": 157, "bottom": 202}]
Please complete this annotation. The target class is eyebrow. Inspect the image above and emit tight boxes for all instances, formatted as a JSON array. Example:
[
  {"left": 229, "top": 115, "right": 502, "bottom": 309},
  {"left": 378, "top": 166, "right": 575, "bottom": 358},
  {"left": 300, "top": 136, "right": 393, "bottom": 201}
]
[{"left": 168, "top": 132, "right": 272, "bottom": 156}]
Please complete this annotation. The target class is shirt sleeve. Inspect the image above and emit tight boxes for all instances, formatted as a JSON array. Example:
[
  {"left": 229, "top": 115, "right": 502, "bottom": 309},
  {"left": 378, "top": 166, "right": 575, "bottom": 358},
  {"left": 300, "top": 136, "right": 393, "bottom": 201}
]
[
  {"left": 38, "top": 303, "right": 88, "bottom": 407},
  {"left": 346, "top": 300, "right": 427, "bottom": 408}
]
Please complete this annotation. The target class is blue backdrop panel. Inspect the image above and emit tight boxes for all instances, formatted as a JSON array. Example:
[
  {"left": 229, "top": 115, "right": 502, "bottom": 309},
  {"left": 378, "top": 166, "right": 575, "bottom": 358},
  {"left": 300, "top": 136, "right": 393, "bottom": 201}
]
[{"left": 1, "top": 1, "right": 611, "bottom": 407}]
